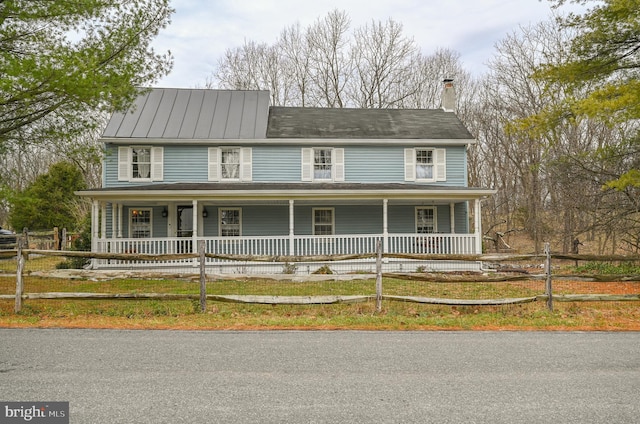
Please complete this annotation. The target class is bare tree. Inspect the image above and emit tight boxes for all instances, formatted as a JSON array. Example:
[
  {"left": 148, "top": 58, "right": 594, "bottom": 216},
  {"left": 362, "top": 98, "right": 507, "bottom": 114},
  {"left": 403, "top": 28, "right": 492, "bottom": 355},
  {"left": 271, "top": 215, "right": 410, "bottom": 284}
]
[
  {"left": 348, "top": 19, "right": 418, "bottom": 108},
  {"left": 210, "top": 10, "right": 471, "bottom": 111},
  {"left": 305, "top": 9, "right": 352, "bottom": 107}
]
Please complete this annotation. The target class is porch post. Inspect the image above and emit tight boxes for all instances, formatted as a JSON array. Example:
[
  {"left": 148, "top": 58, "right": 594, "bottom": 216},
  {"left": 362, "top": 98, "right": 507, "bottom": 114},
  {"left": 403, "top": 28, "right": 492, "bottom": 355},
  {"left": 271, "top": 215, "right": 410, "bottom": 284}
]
[
  {"left": 91, "top": 200, "right": 99, "bottom": 268},
  {"left": 100, "top": 202, "right": 107, "bottom": 239},
  {"left": 111, "top": 203, "right": 117, "bottom": 238},
  {"left": 449, "top": 203, "right": 455, "bottom": 233},
  {"left": 91, "top": 200, "right": 98, "bottom": 249},
  {"left": 475, "top": 198, "right": 482, "bottom": 254},
  {"left": 117, "top": 204, "right": 123, "bottom": 238},
  {"left": 382, "top": 199, "right": 388, "bottom": 253},
  {"left": 192, "top": 200, "right": 198, "bottom": 258},
  {"left": 289, "top": 200, "right": 295, "bottom": 256}
]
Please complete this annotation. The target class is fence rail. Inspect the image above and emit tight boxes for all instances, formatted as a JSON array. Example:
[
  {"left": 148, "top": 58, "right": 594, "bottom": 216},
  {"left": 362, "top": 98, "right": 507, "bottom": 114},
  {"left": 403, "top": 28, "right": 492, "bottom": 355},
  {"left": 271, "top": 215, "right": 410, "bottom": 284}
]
[{"left": 2, "top": 240, "right": 639, "bottom": 315}]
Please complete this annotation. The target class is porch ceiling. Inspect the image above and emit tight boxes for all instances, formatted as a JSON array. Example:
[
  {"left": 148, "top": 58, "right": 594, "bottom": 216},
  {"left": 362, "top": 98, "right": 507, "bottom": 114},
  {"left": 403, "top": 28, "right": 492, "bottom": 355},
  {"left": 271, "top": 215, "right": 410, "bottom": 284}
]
[{"left": 77, "top": 182, "right": 496, "bottom": 202}]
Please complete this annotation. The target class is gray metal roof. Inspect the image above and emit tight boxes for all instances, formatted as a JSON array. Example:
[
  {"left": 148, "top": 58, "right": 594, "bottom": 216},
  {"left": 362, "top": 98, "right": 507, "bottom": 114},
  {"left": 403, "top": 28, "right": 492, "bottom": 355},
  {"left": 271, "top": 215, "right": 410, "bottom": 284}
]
[
  {"left": 101, "top": 88, "right": 474, "bottom": 141},
  {"left": 102, "top": 89, "right": 270, "bottom": 139},
  {"left": 266, "top": 107, "right": 474, "bottom": 139}
]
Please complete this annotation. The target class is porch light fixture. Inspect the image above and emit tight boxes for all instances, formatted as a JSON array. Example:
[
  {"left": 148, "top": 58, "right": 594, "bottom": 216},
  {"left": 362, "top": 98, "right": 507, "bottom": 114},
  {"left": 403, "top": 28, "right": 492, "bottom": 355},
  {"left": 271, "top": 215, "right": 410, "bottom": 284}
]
[
  {"left": 161, "top": 207, "right": 168, "bottom": 218},
  {"left": 202, "top": 208, "right": 208, "bottom": 218}
]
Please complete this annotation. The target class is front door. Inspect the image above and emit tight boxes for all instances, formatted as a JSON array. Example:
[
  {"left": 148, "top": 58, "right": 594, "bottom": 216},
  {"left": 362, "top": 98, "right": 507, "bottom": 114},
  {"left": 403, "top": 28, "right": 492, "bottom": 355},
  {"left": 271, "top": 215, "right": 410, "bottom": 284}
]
[{"left": 177, "top": 205, "right": 193, "bottom": 252}]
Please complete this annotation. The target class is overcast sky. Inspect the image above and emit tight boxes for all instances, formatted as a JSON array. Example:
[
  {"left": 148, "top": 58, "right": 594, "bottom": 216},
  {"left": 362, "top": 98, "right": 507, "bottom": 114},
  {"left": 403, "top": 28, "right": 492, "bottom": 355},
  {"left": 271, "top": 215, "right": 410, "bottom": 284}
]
[{"left": 152, "top": 0, "right": 584, "bottom": 88}]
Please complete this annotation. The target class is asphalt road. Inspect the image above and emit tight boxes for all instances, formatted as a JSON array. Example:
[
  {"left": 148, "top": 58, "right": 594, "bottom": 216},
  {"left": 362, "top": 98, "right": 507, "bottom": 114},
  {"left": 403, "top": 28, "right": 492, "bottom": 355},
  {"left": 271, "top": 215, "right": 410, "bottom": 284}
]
[{"left": 1, "top": 329, "right": 639, "bottom": 423}]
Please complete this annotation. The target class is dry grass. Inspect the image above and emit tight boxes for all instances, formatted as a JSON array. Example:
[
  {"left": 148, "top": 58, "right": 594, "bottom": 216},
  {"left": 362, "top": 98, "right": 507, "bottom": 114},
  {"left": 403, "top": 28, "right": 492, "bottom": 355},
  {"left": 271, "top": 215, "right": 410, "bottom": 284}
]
[{"left": 1, "top": 248, "right": 638, "bottom": 331}]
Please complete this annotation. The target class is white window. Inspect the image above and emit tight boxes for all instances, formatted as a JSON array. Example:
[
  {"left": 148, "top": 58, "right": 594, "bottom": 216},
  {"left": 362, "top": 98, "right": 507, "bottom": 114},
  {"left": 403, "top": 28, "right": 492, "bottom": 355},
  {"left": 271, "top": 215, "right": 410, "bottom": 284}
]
[
  {"left": 219, "top": 208, "right": 241, "bottom": 237},
  {"left": 404, "top": 148, "right": 446, "bottom": 182},
  {"left": 118, "top": 146, "right": 163, "bottom": 182},
  {"left": 130, "top": 209, "right": 152, "bottom": 238},
  {"left": 221, "top": 148, "right": 240, "bottom": 179},
  {"left": 302, "top": 148, "right": 344, "bottom": 182},
  {"left": 416, "top": 207, "right": 436, "bottom": 234},
  {"left": 209, "top": 147, "right": 252, "bottom": 181},
  {"left": 313, "top": 208, "right": 334, "bottom": 235}
]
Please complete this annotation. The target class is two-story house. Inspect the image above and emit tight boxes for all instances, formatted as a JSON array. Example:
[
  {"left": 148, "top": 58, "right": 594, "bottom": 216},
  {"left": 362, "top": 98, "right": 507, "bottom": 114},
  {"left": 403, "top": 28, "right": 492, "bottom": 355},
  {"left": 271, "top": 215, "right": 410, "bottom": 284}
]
[{"left": 78, "top": 83, "right": 495, "bottom": 273}]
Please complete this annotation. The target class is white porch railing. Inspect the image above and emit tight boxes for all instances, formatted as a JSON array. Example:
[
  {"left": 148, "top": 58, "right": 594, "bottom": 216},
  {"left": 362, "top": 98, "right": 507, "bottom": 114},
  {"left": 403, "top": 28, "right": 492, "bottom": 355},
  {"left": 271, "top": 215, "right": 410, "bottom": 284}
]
[{"left": 95, "top": 233, "right": 478, "bottom": 268}]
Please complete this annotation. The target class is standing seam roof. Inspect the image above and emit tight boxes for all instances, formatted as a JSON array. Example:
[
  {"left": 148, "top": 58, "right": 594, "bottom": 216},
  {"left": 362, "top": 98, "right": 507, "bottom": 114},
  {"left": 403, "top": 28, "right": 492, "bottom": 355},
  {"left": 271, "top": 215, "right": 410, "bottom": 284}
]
[{"left": 102, "top": 88, "right": 271, "bottom": 139}]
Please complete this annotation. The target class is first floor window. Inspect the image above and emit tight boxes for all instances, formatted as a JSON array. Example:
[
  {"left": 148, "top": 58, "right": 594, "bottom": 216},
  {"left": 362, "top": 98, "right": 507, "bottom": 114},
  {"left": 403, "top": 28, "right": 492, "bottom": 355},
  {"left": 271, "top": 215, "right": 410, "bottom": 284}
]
[
  {"left": 219, "top": 208, "right": 241, "bottom": 237},
  {"left": 130, "top": 209, "right": 152, "bottom": 238},
  {"left": 313, "top": 208, "right": 334, "bottom": 235},
  {"left": 416, "top": 207, "right": 436, "bottom": 234}
]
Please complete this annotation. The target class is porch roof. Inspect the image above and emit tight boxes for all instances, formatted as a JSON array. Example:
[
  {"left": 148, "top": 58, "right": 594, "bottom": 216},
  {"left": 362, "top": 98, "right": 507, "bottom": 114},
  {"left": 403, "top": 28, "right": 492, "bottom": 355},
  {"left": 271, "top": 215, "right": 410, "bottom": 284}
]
[{"left": 77, "top": 182, "right": 496, "bottom": 201}]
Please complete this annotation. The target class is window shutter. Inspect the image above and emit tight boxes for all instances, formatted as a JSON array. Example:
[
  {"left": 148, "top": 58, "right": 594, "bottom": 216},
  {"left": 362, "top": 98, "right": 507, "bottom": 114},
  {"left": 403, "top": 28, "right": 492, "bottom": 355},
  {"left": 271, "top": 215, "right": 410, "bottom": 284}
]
[
  {"left": 435, "top": 148, "right": 446, "bottom": 181},
  {"left": 301, "top": 148, "right": 313, "bottom": 181},
  {"left": 150, "top": 147, "right": 163, "bottom": 181},
  {"left": 333, "top": 148, "right": 344, "bottom": 182},
  {"left": 240, "top": 147, "right": 252, "bottom": 182},
  {"left": 404, "top": 149, "right": 415, "bottom": 181},
  {"left": 208, "top": 147, "right": 219, "bottom": 181},
  {"left": 118, "top": 147, "right": 130, "bottom": 181}
]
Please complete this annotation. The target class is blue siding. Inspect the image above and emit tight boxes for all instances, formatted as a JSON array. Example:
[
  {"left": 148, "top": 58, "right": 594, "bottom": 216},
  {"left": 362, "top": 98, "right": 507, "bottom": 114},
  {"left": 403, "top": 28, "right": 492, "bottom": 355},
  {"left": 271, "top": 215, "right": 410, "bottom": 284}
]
[
  {"left": 105, "top": 143, "right": 468, "bottom": 186},
  {"left": 252, "top": 146, "right": 300, "bottom": 181}
]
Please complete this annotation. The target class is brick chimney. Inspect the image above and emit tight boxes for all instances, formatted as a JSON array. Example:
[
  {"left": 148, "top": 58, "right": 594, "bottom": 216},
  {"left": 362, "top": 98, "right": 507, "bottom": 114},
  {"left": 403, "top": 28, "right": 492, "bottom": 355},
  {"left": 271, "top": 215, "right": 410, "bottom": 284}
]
[{"left": 441, "top": 79, "right": 455, "bottom": 112}]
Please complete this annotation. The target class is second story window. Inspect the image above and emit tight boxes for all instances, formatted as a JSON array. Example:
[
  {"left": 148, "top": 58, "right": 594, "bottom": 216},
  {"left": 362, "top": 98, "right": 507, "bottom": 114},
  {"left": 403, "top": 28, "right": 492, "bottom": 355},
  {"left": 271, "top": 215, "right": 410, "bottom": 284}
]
[
  {"left": 404, "top": 148, "right": 446, "bottom": 182},
  {"left": 132, "top": 148, "right": 151, "bottom": 179},
  {"left": 209, "top": 147, "right": 252, "bottom": 182},
  {"left": 415, "top": 149, "right": 434, "bottom": 180},
  {"left": 118, "top": 146, "right": 163, "bottom": 182},
  {"left": 221, "top": 148, "right": 240, "bottom": 179},
  {"left": 314, "top": 149, "right": 332, "bottom": 180},
  {"left": 302, "top": 148, "right": 344, "bottom": 182}
]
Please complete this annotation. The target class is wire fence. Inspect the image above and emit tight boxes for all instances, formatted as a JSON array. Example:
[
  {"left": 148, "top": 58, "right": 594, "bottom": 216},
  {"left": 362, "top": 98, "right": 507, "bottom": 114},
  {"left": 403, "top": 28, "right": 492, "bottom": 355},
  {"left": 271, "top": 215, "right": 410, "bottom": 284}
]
[{"left": 1, "top": 240, "right": 639, "bottom": 321}]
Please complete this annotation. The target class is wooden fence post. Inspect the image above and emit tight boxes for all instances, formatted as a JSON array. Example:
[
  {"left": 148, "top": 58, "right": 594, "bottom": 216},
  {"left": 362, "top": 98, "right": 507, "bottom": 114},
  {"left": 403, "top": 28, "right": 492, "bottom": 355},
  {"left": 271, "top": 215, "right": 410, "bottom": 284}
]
[
  {"left": 61, "top": 228, "right": 68, "bottom": 251},
  {"left": 53, "top": 226, "right": 60, "bottom": 250},
  {"left": 544, "top": 242, "right": 553, "bottom": 312},
  {"left": 376, "top": 239, "right": 383, "bottom": 313},
  {"left": 15, "top": 238, "right": 26, "bottom": 314},
  {"left": 199, "top": 240, "right": 207, "bottom": 313}
]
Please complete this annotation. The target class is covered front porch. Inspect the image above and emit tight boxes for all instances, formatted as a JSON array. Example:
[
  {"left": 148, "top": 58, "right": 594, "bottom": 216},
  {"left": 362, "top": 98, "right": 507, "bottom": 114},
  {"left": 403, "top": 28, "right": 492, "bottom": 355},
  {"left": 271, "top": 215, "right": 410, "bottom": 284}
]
[{"left": 79, "top": 183, "right": 495, "bottom": 272}]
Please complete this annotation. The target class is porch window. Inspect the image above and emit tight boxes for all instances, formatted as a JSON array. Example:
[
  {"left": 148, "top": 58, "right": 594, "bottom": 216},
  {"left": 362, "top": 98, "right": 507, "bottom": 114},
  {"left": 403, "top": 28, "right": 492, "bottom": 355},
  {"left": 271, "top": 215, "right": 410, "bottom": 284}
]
[
  {"left": 130, "top": 209, "right": 152, "bottom": 238},
  {"left": 219, "top": 208, "right": 241, "bottom": 237},
  {"left": 416, "top": 207, "right": 436, "bottom": 233},
  {"left": 301, "top": 148, "right": 344, "bottom": 182},
  {"left": 404, "top": 148, "right": 446, "bottom": 182},
  {"left": 118, "top": 146, "right": 163, "bottom": 182},
  {"left": 208, "top": 147, "right": 252, "bottom": 181},
  {"left": 313, "top": 208, "right": 334, "bottom": 235}
]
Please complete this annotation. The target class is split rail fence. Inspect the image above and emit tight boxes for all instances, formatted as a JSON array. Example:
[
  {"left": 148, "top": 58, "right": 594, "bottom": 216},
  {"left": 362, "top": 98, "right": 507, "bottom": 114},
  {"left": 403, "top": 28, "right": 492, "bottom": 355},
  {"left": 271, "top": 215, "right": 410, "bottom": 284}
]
[{"left": 1, "top": 240, "right": 639, "bottom": 314}]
